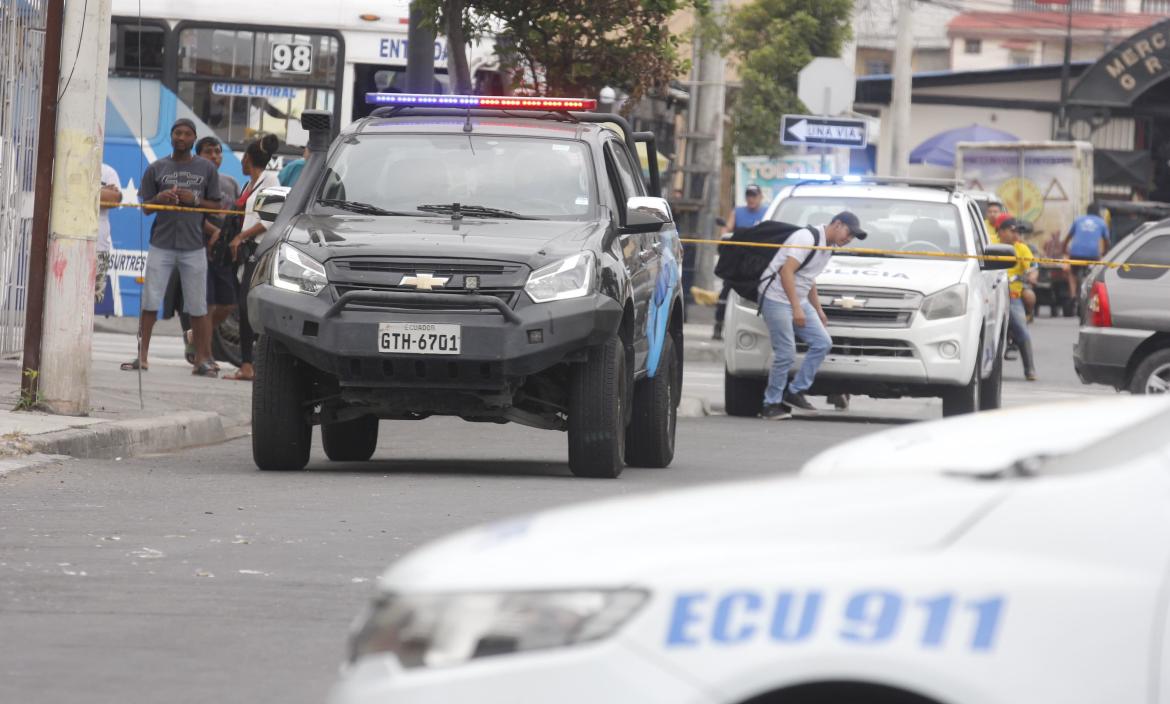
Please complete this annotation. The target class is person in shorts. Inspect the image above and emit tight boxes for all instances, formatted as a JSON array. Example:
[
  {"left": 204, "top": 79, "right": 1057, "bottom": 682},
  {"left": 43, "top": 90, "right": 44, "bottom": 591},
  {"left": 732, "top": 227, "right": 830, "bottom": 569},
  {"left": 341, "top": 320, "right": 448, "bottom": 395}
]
[
  {"left": 121, "top": 118, "right": 221, "bottom": 376},
  {"left": 176, "top": 136, "right": 241, "bottom": 365}
]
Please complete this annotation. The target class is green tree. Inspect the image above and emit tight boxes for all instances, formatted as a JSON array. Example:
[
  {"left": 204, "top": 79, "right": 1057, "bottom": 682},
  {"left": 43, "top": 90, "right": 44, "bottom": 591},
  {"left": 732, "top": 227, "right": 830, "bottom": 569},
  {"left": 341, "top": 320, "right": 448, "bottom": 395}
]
[
  {"left": 419, "top": 0, "right": 698, "bottom": 104},
  {"left": 725, "top": 0, "right": 852, "bottom": 157}
]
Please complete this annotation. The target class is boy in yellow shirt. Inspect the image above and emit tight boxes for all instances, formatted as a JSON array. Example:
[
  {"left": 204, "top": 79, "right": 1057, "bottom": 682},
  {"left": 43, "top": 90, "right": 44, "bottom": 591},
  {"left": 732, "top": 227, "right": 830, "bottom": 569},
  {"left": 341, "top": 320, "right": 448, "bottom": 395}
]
[{"left": 996, "top": 217, "right": 1038, "bottom": 381}]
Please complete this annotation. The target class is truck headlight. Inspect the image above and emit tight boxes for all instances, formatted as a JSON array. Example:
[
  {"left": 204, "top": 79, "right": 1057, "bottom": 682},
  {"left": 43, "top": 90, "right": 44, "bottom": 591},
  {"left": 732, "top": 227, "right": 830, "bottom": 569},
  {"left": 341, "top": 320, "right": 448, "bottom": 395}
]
[
  {"left": 525, "top": 252, "right": 594, "bottom": 303},
  {"left": 273, "top": 243, "right": 328, "bottom": 295},
  {"left": 348, "top": 589, "right": 647, "bottom": 668},
  {"left": 921, "top": 283, "right": 968, "bottom": 320}
]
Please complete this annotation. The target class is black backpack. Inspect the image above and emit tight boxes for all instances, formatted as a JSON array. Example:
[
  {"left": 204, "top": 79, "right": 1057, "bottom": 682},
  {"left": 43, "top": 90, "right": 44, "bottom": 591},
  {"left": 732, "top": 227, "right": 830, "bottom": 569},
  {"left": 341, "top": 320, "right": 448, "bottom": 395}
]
[{"left": 714, "top": 221, "right": 821, "bottom": 304}]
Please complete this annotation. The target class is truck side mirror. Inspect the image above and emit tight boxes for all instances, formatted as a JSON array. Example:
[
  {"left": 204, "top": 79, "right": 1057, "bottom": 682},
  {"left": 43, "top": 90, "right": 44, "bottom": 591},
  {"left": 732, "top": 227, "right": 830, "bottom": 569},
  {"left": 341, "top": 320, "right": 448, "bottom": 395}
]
[
  {"left": 622, "top": 196, "right": 672, "bottom": 234},
  {"left": 255, "top": 186, "right": 291, "bottom": 223},
  {"left": 982, "top": 244, "right": 1016, "bottom": 271}
]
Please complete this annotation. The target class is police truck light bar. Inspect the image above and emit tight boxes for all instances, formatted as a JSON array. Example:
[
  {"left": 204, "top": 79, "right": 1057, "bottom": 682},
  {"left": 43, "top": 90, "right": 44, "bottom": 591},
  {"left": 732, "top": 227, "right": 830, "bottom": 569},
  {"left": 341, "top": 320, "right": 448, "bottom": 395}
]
[{"left": 365, "top": 93, "right": 597, "bottom": 111}]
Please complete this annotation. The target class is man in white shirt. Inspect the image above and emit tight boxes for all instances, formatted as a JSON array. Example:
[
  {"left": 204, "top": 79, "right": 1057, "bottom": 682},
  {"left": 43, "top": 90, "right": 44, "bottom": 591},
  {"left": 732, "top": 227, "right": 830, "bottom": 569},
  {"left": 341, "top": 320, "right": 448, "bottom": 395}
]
[
  {"left": 97, "top": 164, "right": 122, "bottom": 303},
  {"left": 759, "top": 211, "right": 867, "bottom": 420}
]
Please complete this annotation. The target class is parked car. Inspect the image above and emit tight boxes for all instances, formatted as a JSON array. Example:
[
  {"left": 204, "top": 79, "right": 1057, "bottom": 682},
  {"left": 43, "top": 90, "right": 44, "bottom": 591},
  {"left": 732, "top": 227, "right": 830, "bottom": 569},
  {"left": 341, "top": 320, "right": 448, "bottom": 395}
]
[
  {"left": 330, "top": 395, "right": 1170, "bottom": 704},
  {"left": 1074, "top": 221, "right": 1170, "bottom": 394}
]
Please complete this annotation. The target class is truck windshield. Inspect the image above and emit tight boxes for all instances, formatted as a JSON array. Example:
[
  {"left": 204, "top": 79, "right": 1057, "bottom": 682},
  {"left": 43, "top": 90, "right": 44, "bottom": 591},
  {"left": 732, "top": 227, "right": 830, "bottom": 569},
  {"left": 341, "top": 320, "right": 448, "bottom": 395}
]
[
  {"left": 317, "top": 134, "right": 596, "bottom": 221},
  {"left": 773, "top": 197, "right": 968, "bottom": 258}
]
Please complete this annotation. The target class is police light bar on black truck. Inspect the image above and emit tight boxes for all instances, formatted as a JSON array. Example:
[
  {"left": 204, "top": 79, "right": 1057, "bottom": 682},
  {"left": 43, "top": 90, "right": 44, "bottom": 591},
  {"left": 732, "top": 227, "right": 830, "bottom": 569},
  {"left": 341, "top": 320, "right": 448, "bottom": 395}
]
[{"left": 365, "top": 93, "right": 598, "bottom": 111}]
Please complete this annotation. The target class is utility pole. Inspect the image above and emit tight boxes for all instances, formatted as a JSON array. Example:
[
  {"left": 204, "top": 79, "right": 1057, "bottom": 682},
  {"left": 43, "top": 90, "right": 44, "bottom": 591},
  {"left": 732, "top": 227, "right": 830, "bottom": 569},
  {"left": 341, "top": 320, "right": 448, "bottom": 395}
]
[
  {"left": 687, "top": 0, "right": 727, "bottom": 293},
  {"left": 406, "top": 2, "right": 436, "bottom": 94},
  {"left": 1055, "top": 0, "right": 1074, "bottom": 139},
  {"left": 888, "top": 0, "right": 914, "bottom": 177},
  {"left": 20, "top": 0, "right": 65, "bottom": 407},
  {"left": 23, "top": 0, "right": 114, "bottom": 415}
]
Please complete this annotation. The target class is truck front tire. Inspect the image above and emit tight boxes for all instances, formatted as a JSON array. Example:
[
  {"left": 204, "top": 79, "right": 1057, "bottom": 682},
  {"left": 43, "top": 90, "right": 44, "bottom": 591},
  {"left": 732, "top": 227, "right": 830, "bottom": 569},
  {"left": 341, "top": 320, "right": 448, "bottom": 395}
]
[
  {"left": 252, "top": 335, "right": 312, "bottom": 471},
  {"left": 568, "top": 336, "right": 627, "bottom": 478},
  {"left": 979, "top": 335, "right": 1004, "bottom": 411},
  {"left": 322, "top": 416, "right": 379, "bottom": 462},
  {"left": 625, "top": 335, "right": 678, "bottom": 468},
  {"left": 942, "top": 346, "right": 982, "bottom": 417}
]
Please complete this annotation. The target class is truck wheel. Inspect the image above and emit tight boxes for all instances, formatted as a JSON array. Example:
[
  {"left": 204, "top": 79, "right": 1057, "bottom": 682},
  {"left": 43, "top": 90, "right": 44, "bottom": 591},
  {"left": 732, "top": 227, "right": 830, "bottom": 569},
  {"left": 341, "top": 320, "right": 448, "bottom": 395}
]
[
  {"left": 625, "top": 335, "right": 677, "bottom": 468},
  {"left": 942, "top": 347, "right": 982, "bottom": 417},
  {"left": 252, "top": 335, "right": 312, "bottom": 471},
  {"left": 725, "top": 369, "right": 767, "bottom": 417},
  {"left": 1129, "top": 348, "right": 1170, "bottom": 395},
  {"left": 322, "top": 416, "right": 379, "bottom": 462},
  {"left": 979, "top": 337, "right": 1004, "bottom": 410},
  {"left": 568, "top": 336, "right": 626, "bottom": 478}
]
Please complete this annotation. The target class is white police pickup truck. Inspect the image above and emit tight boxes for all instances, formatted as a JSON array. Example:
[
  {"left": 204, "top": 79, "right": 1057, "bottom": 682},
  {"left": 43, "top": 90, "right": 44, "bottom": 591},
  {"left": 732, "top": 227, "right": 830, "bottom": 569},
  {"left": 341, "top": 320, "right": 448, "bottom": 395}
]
[
  {"left": 328, "top": 395, "right": 1170, "bottom": 704},
  {"left": 723, "top": 179, "right": 1014, "bottom": 417}
]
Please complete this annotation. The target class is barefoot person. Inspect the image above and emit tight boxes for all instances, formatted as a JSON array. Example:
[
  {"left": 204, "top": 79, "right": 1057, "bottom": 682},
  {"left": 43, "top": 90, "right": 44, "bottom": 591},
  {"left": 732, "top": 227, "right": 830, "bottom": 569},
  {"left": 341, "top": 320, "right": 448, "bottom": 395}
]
[
  {"left": 223, "top": 134, "right": 281, "bottom": 381},
  {"left": 121, "top": 118, "right": 221, "bottom": 376}
]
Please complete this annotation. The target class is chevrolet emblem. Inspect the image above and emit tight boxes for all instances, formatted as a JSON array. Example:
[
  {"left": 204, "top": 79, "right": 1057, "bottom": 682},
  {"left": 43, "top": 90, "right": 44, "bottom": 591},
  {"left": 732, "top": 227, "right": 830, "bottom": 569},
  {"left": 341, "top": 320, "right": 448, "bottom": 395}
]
[
  {"left": 401, "top": 272, "right": 450, "bottom": 291},
  {"left": 833, "top": 296, "right": 867, "bottom": 309}
]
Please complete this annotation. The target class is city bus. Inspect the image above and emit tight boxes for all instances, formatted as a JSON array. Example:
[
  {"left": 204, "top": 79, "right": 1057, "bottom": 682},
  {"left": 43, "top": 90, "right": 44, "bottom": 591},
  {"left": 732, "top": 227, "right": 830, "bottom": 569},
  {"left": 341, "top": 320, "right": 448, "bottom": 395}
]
[{"left": 100, "top": 0, "right": 502, "bottom": 317}]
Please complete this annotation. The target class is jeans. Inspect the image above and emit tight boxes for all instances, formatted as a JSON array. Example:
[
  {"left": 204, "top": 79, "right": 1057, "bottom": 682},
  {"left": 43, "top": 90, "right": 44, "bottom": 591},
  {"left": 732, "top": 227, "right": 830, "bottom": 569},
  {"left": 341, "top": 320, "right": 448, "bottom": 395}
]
[
  {"left": 762, "top": 297, "right": 832, "bottom": 406},
  {"left": 1007, "top": 298, "right": 1030, "bottom": 345}
]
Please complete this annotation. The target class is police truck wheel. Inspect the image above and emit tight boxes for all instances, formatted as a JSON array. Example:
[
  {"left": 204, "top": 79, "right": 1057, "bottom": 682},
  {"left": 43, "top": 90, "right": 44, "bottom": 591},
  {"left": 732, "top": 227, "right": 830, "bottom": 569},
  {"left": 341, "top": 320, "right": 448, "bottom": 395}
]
[
  {"left": 568, "top": 336, "right": 626, "bottom": 478},
  {"left": 979, "top": 336, "right": 1004, "bottom": 411},
  {"left": 942, "top": 346, "right": 982, "bottom": 417},
  {"left": 321, "top": 416, "right": 379, "bottom": 462},
  {"left": 625, "top": 335, "right": 677, "bottom": 468},
  {"left": 724, "top": 369, "right": 767, "bottom": 417},
  {"left": 252, "top": 335, "right": 312, "bottom": 471}
]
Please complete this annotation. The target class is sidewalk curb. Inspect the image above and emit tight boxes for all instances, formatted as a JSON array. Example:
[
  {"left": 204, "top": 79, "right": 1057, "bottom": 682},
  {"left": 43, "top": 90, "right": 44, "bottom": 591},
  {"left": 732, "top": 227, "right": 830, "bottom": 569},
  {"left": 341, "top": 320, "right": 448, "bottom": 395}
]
[{"left": 27, "top": 411, "right": 228, "bottom": 460}]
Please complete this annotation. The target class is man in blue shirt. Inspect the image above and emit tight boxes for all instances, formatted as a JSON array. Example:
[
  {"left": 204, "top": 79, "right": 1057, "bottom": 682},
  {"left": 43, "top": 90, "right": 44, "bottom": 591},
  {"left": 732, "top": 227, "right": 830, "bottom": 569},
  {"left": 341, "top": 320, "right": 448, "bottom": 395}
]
[
  {"left": 278, "top": 146, "right": 309, "bottom": 187},
  {"left": 713, "top": 184, "right": 767, "bottom": 339},
  {"left": 1063, "top": 202, "right": 1110, "bottom": 297}
]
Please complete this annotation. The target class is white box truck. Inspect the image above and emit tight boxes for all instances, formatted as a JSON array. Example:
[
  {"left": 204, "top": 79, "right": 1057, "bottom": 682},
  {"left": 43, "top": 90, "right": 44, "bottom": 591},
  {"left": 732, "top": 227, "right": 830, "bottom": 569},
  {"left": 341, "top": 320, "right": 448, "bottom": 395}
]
[{"left": 955, "top": 140, "right": 1094, "bottom": 254}]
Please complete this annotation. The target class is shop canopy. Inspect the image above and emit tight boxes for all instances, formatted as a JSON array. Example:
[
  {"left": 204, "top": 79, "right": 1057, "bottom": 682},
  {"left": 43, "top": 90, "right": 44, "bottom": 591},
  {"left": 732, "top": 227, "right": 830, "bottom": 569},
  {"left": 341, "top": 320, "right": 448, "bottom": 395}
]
[{"left": 910, "top": 124, "right": 1018, "bottom": 168}]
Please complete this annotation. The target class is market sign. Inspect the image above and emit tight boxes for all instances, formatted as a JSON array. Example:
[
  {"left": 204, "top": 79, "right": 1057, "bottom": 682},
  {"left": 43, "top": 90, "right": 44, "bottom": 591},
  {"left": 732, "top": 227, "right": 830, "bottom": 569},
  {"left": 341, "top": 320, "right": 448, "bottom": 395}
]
[{"left": 1068, "top": 19, "right": 1170, "bottom": 107}]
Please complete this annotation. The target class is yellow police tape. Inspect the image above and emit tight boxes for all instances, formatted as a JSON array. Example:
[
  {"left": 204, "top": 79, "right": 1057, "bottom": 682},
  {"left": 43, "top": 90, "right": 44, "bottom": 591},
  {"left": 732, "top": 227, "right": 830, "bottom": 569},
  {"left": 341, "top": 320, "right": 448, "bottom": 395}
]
[
  {"left": 111, "top": 202, "right": 247, "bottom": 216},
  {"left": 679, "top": 237, "right": 1170, "bottom": 272},
  {"left": 109, "top": 202, "right": 1170, "bottom": 272}
]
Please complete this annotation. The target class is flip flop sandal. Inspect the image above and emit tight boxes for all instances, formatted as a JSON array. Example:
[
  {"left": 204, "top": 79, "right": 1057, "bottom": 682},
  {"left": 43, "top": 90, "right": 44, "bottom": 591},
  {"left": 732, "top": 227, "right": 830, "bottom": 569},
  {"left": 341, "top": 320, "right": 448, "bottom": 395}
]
[
  {"left": 120, "top": 359, "right": 148, "bottom": 371},
  {"left": 184, "top": 331, "right": 196, "bottom": 365},
  {"left": 192, "top": 361, "right": 219, "bottom": 378}
]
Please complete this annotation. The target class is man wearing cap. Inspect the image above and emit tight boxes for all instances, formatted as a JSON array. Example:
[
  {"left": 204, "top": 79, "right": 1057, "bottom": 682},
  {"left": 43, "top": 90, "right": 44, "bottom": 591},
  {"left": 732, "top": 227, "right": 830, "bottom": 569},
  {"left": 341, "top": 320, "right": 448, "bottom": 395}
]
[
  {"left": 121, "top": 118, "right": 221, "bottom": 375},
  {"left": 759, "top": 211, "right": 866, "bottom": 420},
  {"left": 996, "top": 215, "right": 1038, "bottom": 381},
  {"left": 713, "top": 184, "right": 768, "bottom": 340}
]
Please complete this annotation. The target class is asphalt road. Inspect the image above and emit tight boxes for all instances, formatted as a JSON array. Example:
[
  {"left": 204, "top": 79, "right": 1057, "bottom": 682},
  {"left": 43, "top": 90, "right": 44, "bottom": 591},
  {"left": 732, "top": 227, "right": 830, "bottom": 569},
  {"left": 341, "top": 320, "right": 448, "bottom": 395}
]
[{"left": 0, "top": 317, "right": 1112, "bottom": 704}]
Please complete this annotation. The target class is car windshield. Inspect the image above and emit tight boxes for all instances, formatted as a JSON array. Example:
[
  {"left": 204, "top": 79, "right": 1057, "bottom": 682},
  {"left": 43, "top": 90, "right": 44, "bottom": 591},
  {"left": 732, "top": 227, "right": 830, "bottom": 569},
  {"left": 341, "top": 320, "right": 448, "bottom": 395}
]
[
  {"left": 316, "top": 134, "right": 596, "bottom": 221},
  {"left": 773, "top": 196, "right": 968, "bottom": 258}
]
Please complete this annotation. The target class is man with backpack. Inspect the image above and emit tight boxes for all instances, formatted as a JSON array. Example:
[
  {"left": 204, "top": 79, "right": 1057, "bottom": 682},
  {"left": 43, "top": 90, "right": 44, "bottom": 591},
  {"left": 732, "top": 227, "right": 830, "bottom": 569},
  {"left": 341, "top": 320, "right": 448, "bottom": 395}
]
[{"left": 758, "top": 212, "right": 867, "bottom": 420}]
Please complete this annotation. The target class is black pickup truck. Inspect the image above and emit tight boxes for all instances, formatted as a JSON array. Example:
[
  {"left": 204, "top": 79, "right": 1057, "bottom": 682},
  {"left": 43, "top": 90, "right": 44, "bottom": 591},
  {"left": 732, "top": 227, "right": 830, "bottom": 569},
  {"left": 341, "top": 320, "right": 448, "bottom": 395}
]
[{"left": 245, "top": 96, "right": 684, "bottom": 478}]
